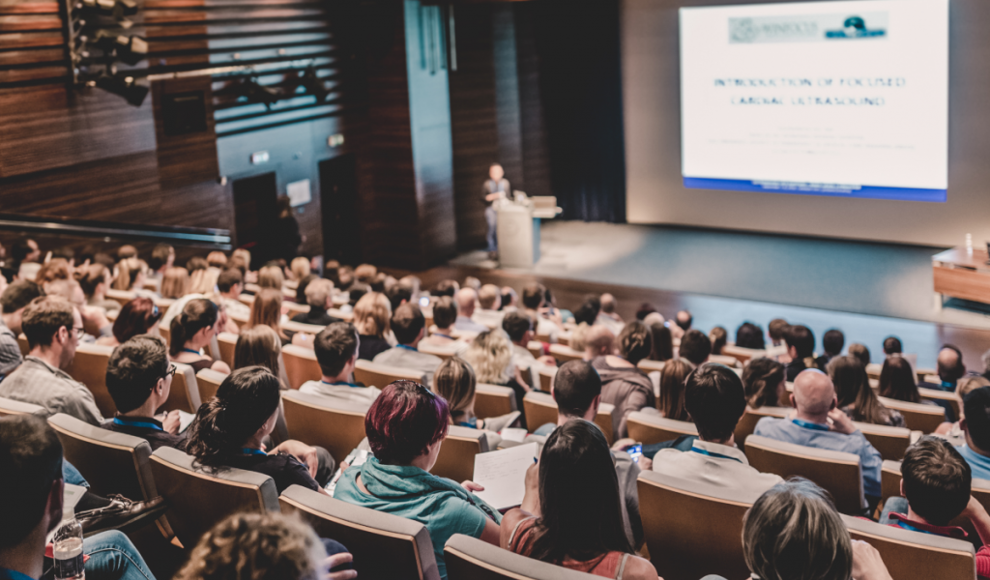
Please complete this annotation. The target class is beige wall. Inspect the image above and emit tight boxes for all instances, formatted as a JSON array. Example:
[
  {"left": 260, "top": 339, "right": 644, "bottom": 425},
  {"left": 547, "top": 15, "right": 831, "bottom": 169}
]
[{"left": 621, "top": 0, "right": 990, "bottom": 247}]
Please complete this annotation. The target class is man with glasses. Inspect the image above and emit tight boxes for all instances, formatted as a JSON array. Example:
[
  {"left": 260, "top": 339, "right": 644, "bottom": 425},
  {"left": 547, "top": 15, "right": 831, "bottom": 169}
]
[
  {"left": 0, "top": 296, "right": 102, "bottom": 425},
  {"left": 104, "top": 335, "right": 188, "bottom": 450}
]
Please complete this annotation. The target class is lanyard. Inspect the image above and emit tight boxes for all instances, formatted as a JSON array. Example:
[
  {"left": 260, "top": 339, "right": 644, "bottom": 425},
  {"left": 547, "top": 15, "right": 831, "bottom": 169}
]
[
  {"left": 113, "top": 417, "right": 163, "bottom": 432},
  {"left": 792, "top": 418, "right": 830, "bottom": 431},
  {"left": 396, "top": 344, "right": 418, "bottom": 352},
  {"left": 690, "top": 445, "right": 743, "bottom": 463},
  {"left": 895, "top": 520, "right": 933, "bottom": 535},
  {"left": 181, "top": 348, "right": 201, "bottom": 355},
  {"left": 458, "top": 418, "right": 478, "bottom": 429},
  {"left": 322, "top": 380, "right": 362, "bottom": 388},
  {"left": 240, "top": 448, "right": 267, "bottom": 457}
]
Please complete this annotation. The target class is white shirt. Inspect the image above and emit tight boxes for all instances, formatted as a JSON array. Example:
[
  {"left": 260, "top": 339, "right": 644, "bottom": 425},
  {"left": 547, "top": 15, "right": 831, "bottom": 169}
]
[
  {"left": 298, "top": 380, "right": 381, "bottom": 406},
  {"left": 372, "top": 346, "right": 443, "bottom": 387},
  {"left": 652, "top": 439, "right": 782, "bottom": 497},
  {"left": 472, "top": 309, "right": 505, "bottom": 329}
]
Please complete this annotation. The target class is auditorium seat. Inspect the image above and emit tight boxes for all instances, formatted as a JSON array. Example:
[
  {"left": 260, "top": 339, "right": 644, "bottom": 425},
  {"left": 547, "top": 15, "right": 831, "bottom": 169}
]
[
  {"left": 626, "top": 412, "right": 698, "bottom": 446},
  {"left": 328, "top": 308, "right": 354, "bottom": 322},
  {"left": 536, "top": 365, "right": 556, "bottom": 392},
  {"left": 150, "top": 446, "right": 279, "bottom": 548},
  {"left": 158, "top": 325, "right": 170, "bottom": 346},
  {"left": 843, "top": 514, "right": 976, "bottom": 580},
  {"left": 521, "top": 391, "right": 614, "bottom": 445},
  {"left": 419, "top": 342, "right": 461, "bottom": 360},
  {"left": 708, "top": 354, "right": 742, "bottom": 368},
  {"left": 721, "top": 344, "right": 766, "bottom": 365},
  {"left": 474, "top": 383, "right": 517, "bottom": 419},
  {"left": 280, "top": 485, "right": 441, "bottom": 580},
  {"left": 744, "top": 435, "right": 863, "bottom": 514},
  {"left": 917, "top": 386, "right": 962, "bottom": 421},
  {"left": 105, "top": 289, "right": 137, "bottom": 307},
  {"left": 280, "top": 390, "right": 368, "bottom": 464},
  {"left": 216, "top": 331, "right": 238, "bottom": 368},
  {"left": 432, "top": 425, "right": 489, "bottom": 483},
  {"left": 854, "top": 422, "right": 913, "bottom": 460},
  {"left": 734, "top": 406, "right": 789, "bottom": 452},
  {"left": 65, "top": 342, "right": 116, "bottom": 417},
  {"left": 282, "top": 344, "right": 322, "bottom": 389},
  {"left": 527, "top": 341, "right": 543, "bottom": 359},
  {"left": 0, "top": 396, "right": 42, "bottom": 417},
  {"left": 444, "top": 533, "right": 599, "bottom": 580},
  {"left": 877, "top": 397, "right": 945, "bottom": 433},
  {"left": 283, "top": 320, "right": 326, "bottom": 337},
  {"left": 17, "top": 333, "right": 28, "bottom": 356},
  {"left": 636, "top": 359, "right": 666, "bottom": 373},
  {"left": 195, "top": 368, "right": 227, "bottom": 403},
  {"left": 548, "top": 344, "right": 583, "bottom": 363},
  {"left": 286, "top": 301, "right": 308, "bottom": 317},
  {"left": 354, "top": 359, "right": 425, "bottom": 388},
  {"left": 164, "top": 363, "right": 203, "bottom": 414},
  {"left": 637, "top": 470, "right": 757, "bottom": 580}
]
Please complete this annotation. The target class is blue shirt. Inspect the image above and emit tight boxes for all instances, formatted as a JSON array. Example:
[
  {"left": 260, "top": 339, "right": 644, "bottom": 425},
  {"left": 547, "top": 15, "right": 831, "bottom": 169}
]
[
  {"left": 0, "top": 568, "right": 35, "bottom": 580},
  {"left": 957, "top": 444, "right": 990, "bottom": 481},
  {"left": 753, "top": 416, "right": 883, "bottom": 499}
]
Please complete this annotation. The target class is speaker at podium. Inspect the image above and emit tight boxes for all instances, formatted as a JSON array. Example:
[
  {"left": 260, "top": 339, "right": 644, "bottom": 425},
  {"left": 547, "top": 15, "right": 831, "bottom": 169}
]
[{"left": 496, "top": 193, "right": 561, "bottom": 268}]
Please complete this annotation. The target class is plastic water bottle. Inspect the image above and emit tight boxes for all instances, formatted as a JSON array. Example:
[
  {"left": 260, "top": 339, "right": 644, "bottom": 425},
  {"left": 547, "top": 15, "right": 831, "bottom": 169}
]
[
  {"left": 966, "top": 233, "right": 973, "bottom": 254},
  {"left": 53, "top": 506, "right": 85, "bottom": 580}
]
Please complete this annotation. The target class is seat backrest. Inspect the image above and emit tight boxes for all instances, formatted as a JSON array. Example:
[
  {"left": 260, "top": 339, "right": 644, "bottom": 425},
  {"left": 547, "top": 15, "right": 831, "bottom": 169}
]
[
  {"left": 195, "top": 368, "right": 227, "bottom": 404},
  {"left": 150, "top": 446, "right": 279, "bottom": 548},
  {"left": 708, "top": 354, "right": 741, "bottom": 368},
  {"left": 354, "top": 359, "right": 425, "bottom": 389},
  {"left": 281, "top": 391, "right": 369, "bottom": 464},
  {"left": 48, "top": 413, "right": 157, "bottom": 502},
  {"left": 64, "top": 342, "right": 116, "bottom": 417},
  {"left": 527, "top": 341, "right": 543, "bottom": 359},
  {"left": 721, "top": 344, "right": 766, "bottom": 364},
  {"left": 418, "top": 343, "right": 460, "bottom": 361},
  {"left": 280, "top": 485, "right": 440, "bottom": 580},
  {"left": 444, "top": 533, "right": 600, "bottom": 580},
  {"left": 283, "top": 320, "right": 326, "bottom": 336},
  {"left": 595, "top": 404, "right": 615, "bottom": 446},
  {"left": 626, "top": 412, "right": 698, "bottom": 445},
  {"left": 548, "top": 344, "right": 583, "bottom": 363},
  {"left": 282, "top": 344, "right": 323, "bottom": 389},
  {"left": 855, "top": 421, "right": 912, "bottom": 460},
  {"left": 521, "top": 391, "right": 613, "bottom": 444},
  {"left": 917, "top": 386, "right": 962, "bottom": 423},
  {"left": 537, "top": 365, "right": 556, "bottom": 392},
  {"left": 17, "top": 333, "right": 29, "bottom": 356},
  {"left": 158, "top": 325, "right": 171, "bottom": 346},
  {"left": 216, "top": 332, "right": 238, "bottom": 369},
  {"left": 474, "top": 383, "right": 516, "bottom": 419},
  {"left": 734, "top": 407, "right": 789, "bottom": 452},
  {"left": 878, "top": 397, "right": 945, "bottom": 433},
  {"left": 843, "top": 515, "right": 976, "bottom": 580},
  {"left": 636, "top": 359, "right": 666, "bottom": 373},
  {"left": 105, "top": 289, "right": 137, "bottom": 307},
  {"left": 164, "top": 363, "right": 202, "bottom": 414},
  {"left": 0, "top": 396, "right": 43, "bottom": 417},
  {"left": 432, "top": 425, "right": 489, "bottom": 483},
  {"left": 637, "top": 470, "right": 757, "bottom": 580},
  {"left": 745, "top": 435, "right": 863, "bottom": 514},
  {"left": 327, "top": 308, "right": 354, "bottom": 322}
]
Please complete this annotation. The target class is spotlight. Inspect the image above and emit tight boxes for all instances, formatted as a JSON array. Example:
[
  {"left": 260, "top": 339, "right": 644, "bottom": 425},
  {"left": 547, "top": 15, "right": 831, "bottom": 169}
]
[
  {"left": 94, "top": 32, "right": 147, "bottom": 65},
  {"left": 299, "top": 67, "right": 329, "bottom": 103},
  {"left": 95, "top": 74, "right": 148, "bottom": 106}
]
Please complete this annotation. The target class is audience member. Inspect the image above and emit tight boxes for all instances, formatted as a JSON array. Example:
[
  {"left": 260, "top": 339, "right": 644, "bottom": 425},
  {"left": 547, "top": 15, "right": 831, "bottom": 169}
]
[
  {"left": 420, "top": 296, "right": 465, "bottom": 351},
  {"left": 883, "top": 336, "right": 903, "bottom": 356},
  {"left": 186, "top": 367, "right": 333, "bottom": 493},
  {"left": 503, "top": 311, "right": 553, "bottom": 385},
  {"left": 160, "top": 266, "right": 190, "bottom": 299},
  {"left": 828, "top": 355, "right": 904, "bottom": 427},
  {"left": 574, "top": 325, "right": 616, "bottom": 362},
  {"left": 521, "top": 282, "right": 562, "bottom": 343},
  {"left": 300, "top": 322, "right": 380, "bottom": 404},
  {"left": 189, "top": 265, "right": 219, "bottom": 296},
  {"left": 294, "top": 272, "right": 318, "bottom": 307},
  {"left": 35, "top": 258, "right": 72, "bottom": 289},
  {"left": 0, "top": 296, "right": 102, "bottom": 424},
  {"left": 233, "top": 325, "right": 284, "bottom": 383},
  {"left": 848, "top": 342, "right": 872, "bottom": 367},
  {"left": 77, "top": 264, "right": 120, "bottom": 313},
  {"left": 647, "top": 322, "right": 674, "bottom": 361},
  {"left": 454, "top": 288, "right": 488, "bottom": 333},
  {"left": 47, "top": 278, "right": 112, "bottom": 339},
  {"left": 767, "top": 318, "right": 789, "bottom": 348},
  {"left": 258, "top": 264, "right": 285, "bottom": 290},
  {"left": 0, "top": 280, "right": 44, "bottom": 377},
  {"left": 173, "top": 511, "right": 355, "bottom": 580},
  {"left": 216, "top": 268, "right": 250, "bottom": 320},
  {"left": 816, "top": 328, "right": 845, "bottom": 370},
  {"left": 783, "top": 324, "right": 815, "bottom": 381},
  {"left": 113, "top": 257, "right": 151, "bottom": 296},
  {"left": 572, "top": 296, "right": 601, "bottom": 326},
  {"left": 678, "top": 329, "right": 712, "bottom": 367},
  {"left": 708, "top": 326, "right": 728, "bottom": 355},
  {"left": 754, "top": 369, "right": 882, "bottom": 507},
  {"left": 353, "top": 292, "right": 392, "bottom": 361},
  {"left": 958, "top": 387, "right": 990, "bottom": 480},
  {"left": 500, "top": 286, "right": 518, "bottom": 311},
  {"left": 354, "top": 264, "right": 377, "bottom": 285},
  {"left": 103, "top": 335, "right": 186, "bottom": 450},
  {"left": 594, "top": 321, "right": 655, "bottom": 439},
  {"left": 595, "top": 293, "right": 624, "bottom": 334},
  {"left": 289, "top": 256, "right": 310, "bottom": 282},
  {"left": 169, "top": 298, "right": 231, "bottom": 374},
  {"left": 333, "top": 380, "right": 501, "bottom": 580},
  {"left": 472, "top": 284, "right": 504, "bottom": 329},
  {"left": 373, "top": 303, "right": 442, "bottom": 386},
  {"left": 10, "top": 238, "right": 42, "bottom": 280},
  {"left": 671, "top": 310, "right": 692, "bottom": 339},
  {"left": 879, "top": 356, "right": 933, "bottom": 407},
  {"left": 228, "top": 249, "right": 251, "bottom": 277},
  {"left": 919, "top": 345, "right": 967, "bottom": 392},
  {"left": 658, "top": 359, "right": 692, "bottom": 421},
  {"left": 293, "top": 279, "right": 340, "bottom": 326},
  {"left": 386, "top": 277, "right": 416, "bottom": 312},
  {"left": 502, "top": 420, "right": 658, "bottom": 579},
  {"left": 97, "top": 297, "right": 163, "bottom": 347},
  {"left": 433, "top": 279, "right": 459, "bottom": 298},
  {"left": 246, "top": 288, "right": 291, "bottom": 345},
  {"left": 147, "top": 243, "right": 174, "bottom": 280},
  {"left": 462, "top": 329, "right": 528, "bottom": 399},
  {"left": 433, "top": 357, "right": 517, "bottom": 441},
  {"left": 652, "top": 363, "right": 783, "bottom": 494},
  {"left": 735, "top": 321, "right": 766, "bottom": 350},
  {"left": 742, "top": 357, "right": 787, "bottom": 410}
]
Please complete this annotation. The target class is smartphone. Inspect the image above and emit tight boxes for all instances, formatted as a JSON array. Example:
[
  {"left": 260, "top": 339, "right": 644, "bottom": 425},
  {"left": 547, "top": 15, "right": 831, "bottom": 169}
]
[
  {"left": 627, "top": 444, "right": 643, "bottom": 463},
  {"left": 419, "top": 296, "right": 430, "bottom": 308}
]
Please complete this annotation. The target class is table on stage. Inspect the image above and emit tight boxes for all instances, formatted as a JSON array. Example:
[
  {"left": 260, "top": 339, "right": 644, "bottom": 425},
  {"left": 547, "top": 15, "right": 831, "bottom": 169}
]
[
  {"left": 932, "top": 247, "right": 990, "bottom": 308},
  {"left": 496, "top": 196, "right": 562, "bottom": 269}
]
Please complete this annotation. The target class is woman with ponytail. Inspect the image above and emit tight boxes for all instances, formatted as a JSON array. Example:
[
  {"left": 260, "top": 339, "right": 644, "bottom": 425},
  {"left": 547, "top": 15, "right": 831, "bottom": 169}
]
[
  {"left": 185, "top": 366, "right": 335, "bottom": 494},
  {"left": 169, "top": 298, "right": 231, "bottom": 374}
]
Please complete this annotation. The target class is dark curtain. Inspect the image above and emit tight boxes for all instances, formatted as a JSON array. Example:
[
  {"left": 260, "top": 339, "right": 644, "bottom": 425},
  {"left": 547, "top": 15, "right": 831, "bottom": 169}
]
[{"left": 532, "top": 0, "right": 627, "bottom": 223}]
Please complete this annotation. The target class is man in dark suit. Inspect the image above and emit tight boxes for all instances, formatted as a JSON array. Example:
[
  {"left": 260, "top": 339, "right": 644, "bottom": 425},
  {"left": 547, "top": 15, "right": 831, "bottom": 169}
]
[{"left": 291, "top": 278, "right": 341, "bottom": 327}]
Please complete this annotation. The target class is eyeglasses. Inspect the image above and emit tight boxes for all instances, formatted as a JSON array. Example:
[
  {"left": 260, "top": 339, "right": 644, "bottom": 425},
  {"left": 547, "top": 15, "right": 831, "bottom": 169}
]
[{"left": 164, "top": 364, "right": 176, "bottom": 379}]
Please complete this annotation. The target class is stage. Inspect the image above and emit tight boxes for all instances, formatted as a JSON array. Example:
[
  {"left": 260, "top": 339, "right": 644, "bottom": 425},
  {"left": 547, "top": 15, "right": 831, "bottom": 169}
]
[{"left": 440, "top": 221, "right": 990, "bottom": 369}]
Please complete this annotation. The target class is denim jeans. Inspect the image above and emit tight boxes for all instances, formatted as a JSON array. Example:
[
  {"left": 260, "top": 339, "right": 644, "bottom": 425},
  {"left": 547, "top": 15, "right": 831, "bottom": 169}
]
[
  {"left": 485, "top": 206, "right": 498, "bottom": 253},
  {"left": 45, "top": 531, "right": 156, "bottom": 580},
  {"left": 63, "top": 461, "right": 89, "bottom": 488}
]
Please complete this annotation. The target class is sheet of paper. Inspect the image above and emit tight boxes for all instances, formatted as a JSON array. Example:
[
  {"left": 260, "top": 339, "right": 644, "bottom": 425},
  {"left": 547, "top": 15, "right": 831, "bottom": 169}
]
[
  {"left": 178, "top": 410, "right": 196, "bottom": 433},
  {"left": 472, "top": 442, "right": 538, "bottom": 510},
  {"left": 47, "top": 484, "right": 88, "bottom": 543},
  {"left": 500, "top": 428, "right": 528, "bottom": 443}
]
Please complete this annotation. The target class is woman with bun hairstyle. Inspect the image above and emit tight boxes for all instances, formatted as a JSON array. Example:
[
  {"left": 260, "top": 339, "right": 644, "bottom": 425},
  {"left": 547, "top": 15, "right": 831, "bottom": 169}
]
[{"left": 168, "top": 297, "right": 231, "bottom": 374}]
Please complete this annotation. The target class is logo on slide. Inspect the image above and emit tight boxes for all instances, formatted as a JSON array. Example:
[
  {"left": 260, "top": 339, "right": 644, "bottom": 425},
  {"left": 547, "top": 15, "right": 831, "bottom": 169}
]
[{"left": 825, "top": 16, "right": 887, "bottom": 39}]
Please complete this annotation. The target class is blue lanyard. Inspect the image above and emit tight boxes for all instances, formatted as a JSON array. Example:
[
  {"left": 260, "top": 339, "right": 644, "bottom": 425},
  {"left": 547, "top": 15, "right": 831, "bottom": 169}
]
[
  {"left": 113, "top": 417, "right": 163, "bottom": 432},
  {"left": 792, "top": 418, "right": 830, "bottom": 431},
  {"left": 690, "top": 446, "right": 743, "bottom": 463},
  {"left": 181, "top": 348, "right": 201, "bottom": 355},
  {"left": 941, "top": 380, "right": 956, "bottom": 391},
  {"left": 322, "top": 380, "right": 362, "bottom": 388},
  {"left": 396, "top": 344, "right": 418, "bottom": 352},
  {"left": 240, "top": 448, "right": 267, "bottom": 457},
  {"left": 895, "top": 520, "right": 933, "bottom": 535},
  {"left": 457, "top": 417, "right": 478, "bottom": 429}
]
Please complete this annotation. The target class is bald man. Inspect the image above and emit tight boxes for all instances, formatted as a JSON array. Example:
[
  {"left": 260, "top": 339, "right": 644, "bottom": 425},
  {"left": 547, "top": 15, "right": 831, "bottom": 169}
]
[
  {"left": 454, "top": 287, "right": 488, "bottom": 333},
  {"left": 919, "top": 345, "right": 967, "bottom": 393},
  {"left": 753, "top": 369, "right": 882, "bottom": 508}
]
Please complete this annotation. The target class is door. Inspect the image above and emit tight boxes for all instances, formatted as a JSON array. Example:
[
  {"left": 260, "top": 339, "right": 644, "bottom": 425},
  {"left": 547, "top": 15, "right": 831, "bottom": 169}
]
[
  {"left": 319, "top": 154, "right": 361, "bottom": 265},
  {"left": 232, "top": 172, "right": 278, "bottom": 268}
]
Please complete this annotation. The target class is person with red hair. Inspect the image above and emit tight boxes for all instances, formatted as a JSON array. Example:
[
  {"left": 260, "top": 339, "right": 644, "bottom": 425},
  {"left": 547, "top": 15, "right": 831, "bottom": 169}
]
[
  {"left": 97, "top": 297, "right": 163, "bottom": 347},
  {"left": 333, "top": 380, "right": 502, "bottom": 580}
]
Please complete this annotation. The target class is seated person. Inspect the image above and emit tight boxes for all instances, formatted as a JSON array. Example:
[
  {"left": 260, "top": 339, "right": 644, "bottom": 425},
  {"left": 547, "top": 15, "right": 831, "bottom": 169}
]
[
  {"left": 879, "top": 356, "right": 946, "bottom": 417},
  {"left": 593, "top": 321, "right": 656, "bottom": 440},
  {"left": 521, "top": 282, "right": 561, "bottom": 343},
  {"left": 454, "top": 288, "right": 488, "bottom": 334},
  {"left": 292, "top": 279, "right": 341, "bottom": 327},
  {"left": 848, "top": 342, "right": 872, "bottom": 367},
  {"left": 647, "top": 321, "right": 674, "bottom": 362},
  {"left": 571, "top": 324, "right": 615, "bottom": 362},
  {"left": 918, "top": 345, "right": 967, "bottom": 392},
  {"left": 828, "top": 355, "right": 904, "bottom": 427},
  {"left": 879, "top": 435, "right": 990, "bottom": 577},
  {"left": 0, "top": 280, "right": 44, "bottom": 377},
  {"left": 78, "top": 263, "right": 120, "bottom": 314},
  {"left": 783, "top": 325, "right": 816, "bottom": 381},
  {"left": 501, "top": 420, "right": 659, "bottom": 580},
  {"left": 420, "top": 297, "right": 466, "bottom": 351},
  {"left": 185, "top": 367, "right": 334, "bottom": 494},
  {"left": 352, "top": 292, "right": 392, "bottom": 361},
  {"left": 103, "top": 335, "right": 187, "bottom": 450},
  {"left": 657, "top": 359, "right": 692, "bottom": 421},
  {"left": 168, "top": 298, "right": 231, "bottom": 374},
  {"left": 373, "top": 303, "right": 442, "bottom": 386},
  {"left": 742, "top": 357, "right": 788, "bottom": 410},
  {"left": 678, "top": 329, "right": 711, "bottom": 367},
  {"left": 300, "top": 322, "right": 381, "bottom": 405},
  {"left": 671, "top": 310, "right": 692, "bottom": 339},
  {"left": 244, "top": 289, "right": 293, "bottom": 346},
  {"left": 754, "top": 369, "right": 882, "bottom": 509},
  {"left": 884, "top": 336, "right": 903, "bottom": 357},
  {"left": 503, "top": 311, "right": 555, "bottom": 387},
  {"left": 815, "top": 328, "right": 844, "bottom": 371},
  {"left": 216, "top": 268, "right": 251, "bottom": 321},
  {"left": 472, "top": 284, "right": 504, "bottom": 329},
  {"left": 174, "top": 512, "right": 354, "bottom": 580},
  {"left": 432, "top": 357, "right": 517, "bottom": 445},
  {"left": 96, "top": 297, "right": 163, "bottom": 347},
  {"left": 958, "top": 387, "right": 990, "bottom": 480},
  {"left": 462, "top": 329, "right": 530, "bottom": 405},
  {"left": 708, "top": 326, "right": 728, "bottom": 355},
  {"left": 735, "top": 321, "right": 766, "bottom": 351},
  {"left": 0, "top": 296, "right": 103, "bottom": 425},
  {"left": 651, "top": 363, "right": 783, "bottom": 495},
  {"left": 333, "top": 380, "right": 501, "bottom": 580},
  {"left": 595, "top": 293, "right": 625, "bottom": 335}
]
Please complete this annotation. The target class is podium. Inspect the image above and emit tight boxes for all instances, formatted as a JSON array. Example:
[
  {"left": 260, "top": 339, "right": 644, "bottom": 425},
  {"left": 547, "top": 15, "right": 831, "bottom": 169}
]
[{"left": 496, "top": 196, "right": 561, "bottom": 268}]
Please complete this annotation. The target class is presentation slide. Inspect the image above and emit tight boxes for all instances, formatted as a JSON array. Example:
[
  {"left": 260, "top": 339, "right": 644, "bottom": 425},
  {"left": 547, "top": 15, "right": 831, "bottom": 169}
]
[{"left": 679, "top": 0, "right": 948, "bottom": 202}]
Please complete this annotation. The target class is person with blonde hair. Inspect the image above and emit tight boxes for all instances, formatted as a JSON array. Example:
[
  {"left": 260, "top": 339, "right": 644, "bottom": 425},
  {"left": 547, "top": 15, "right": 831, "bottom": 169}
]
[
  {"left": 353, "top": 292, "right": 392, "bottom": 361},
  {"left": 113, "top": 257, "right": 152, "bottom": 296},
  {"left": 189, "top": 265, "right": 219, "bottom": 296},
  {"left": 246, "top": 288, "right": 290, "bottom": 345},
  {"left": 35, "top": 257, "right": 72, "bottom": 288},
  {"left": 206, "top": 251, "right": 228, "bottom": 269},
  {"left": 433, "top": 357, "right": 516, "bottom": 443},
  {"left": 77, "top": 263, "right": 120, "bottom": 313},
  {"left": 462, "top": 330, "right": 530, "bottom": 408},
  {"left": 472, "top": 284, "right": 504, "bottom": 329},
  {"left": 290, "top": 256, "right": 311, "bottom": 282},
  {"left": 160, "top": 266, "right": 190, "bottom": 299},
  {"left": 259, "top": 264, "right": 285, "bottom": 290},
  {"left": 234, "top": 325, "right": 283, "bottom": 384},
  {"left": 570, "top": 324, "right": 615, "bottom": 362},
  {"left": 354, "top": 264, "right": 377, "bottom": 285},
  {"left": 174, "top": 511, "right": 355, "bottom": 580},
  {"left": 293, "top": 278, "right": 340, "bottom": 326}
]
